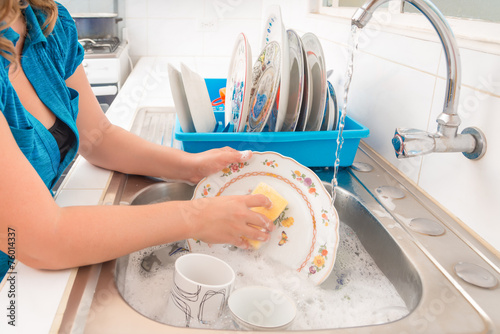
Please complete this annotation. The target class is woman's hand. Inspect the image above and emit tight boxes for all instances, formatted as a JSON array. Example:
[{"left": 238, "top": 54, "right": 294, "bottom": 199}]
[
  {"left": 184, "top": 147, "right": 252, "bottom": 184},
  {"left": 180, "top": 193, "right": 274, "bottom": 249}
]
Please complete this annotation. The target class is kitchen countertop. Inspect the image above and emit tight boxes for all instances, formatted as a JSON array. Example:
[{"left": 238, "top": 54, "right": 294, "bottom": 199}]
[{"left": 0, "top": 57, "right": 230, "bottom": 333}]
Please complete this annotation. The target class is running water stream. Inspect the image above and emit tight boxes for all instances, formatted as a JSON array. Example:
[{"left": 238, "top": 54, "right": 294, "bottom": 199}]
[{"left": 331, "top": 25, "right": 360, "bottom": 205}]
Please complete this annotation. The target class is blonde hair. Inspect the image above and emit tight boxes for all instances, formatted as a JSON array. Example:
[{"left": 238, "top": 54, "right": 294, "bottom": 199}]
[{"left": 1, "top": 0, "right": 58, "bottom": 66}]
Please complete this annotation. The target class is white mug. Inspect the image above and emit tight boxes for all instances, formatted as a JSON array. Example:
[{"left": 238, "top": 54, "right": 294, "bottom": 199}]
[{"left": 165, "top": 253, "right": 235, "bottom": 327}]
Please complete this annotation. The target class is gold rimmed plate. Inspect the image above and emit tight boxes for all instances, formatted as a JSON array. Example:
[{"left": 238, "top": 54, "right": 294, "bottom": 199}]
[{"left": 189, "top": 151, "right": 339, "bottom": 285}]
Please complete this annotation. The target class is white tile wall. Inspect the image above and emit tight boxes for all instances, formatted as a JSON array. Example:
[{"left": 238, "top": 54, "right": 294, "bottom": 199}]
[
  {"left": 205, "top": 0, "right": 263, "bottom": 20},
  {"left": 121, "top": 0, "right": 263, "bottom": 63},
  {"left": 148, "top": 18, "right": 204, "bottom": 56},
  {"left": 58, "top": 0, "right": 115, "bottom": 13},
  {"left": 65, "top": 0, "right": 500, "bottom": 251},
  {"left": 420, "top": 81, "right": 500, "bottom": 240},
  {"left": 147, "top": 0, "right": 205, "bottom": 19},
  {"left": 125, "top": 18, "right": 149, "bottom": 58},
  {"left": 347, "top": 51, "right": 436, "bottom": 182}
]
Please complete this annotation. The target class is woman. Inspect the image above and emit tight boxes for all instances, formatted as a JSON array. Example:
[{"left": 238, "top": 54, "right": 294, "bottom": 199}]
[{"left": 0, "top": 1, "right": 273, "bottom": 280}]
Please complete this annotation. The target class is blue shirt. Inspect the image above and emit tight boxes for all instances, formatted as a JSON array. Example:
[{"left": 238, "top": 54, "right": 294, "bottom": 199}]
[{"left": 0, "top": 3, "right": 84, "bottom": 280}]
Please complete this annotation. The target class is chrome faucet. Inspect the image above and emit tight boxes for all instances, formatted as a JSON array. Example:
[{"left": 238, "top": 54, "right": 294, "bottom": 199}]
[{"left": 352, "top": 0, "right": 486, "bottom": 160}]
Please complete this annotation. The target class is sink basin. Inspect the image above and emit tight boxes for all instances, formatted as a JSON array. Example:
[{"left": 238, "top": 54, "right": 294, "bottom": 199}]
[
  {"left": 113, "top": 179, "right": 422, "bottom": 330},
  {"left": 59, "top": 108, "right": 499, "bottom": 334},
  {"left": 130, "top": 182, "right": 194, "bottom": 205}
]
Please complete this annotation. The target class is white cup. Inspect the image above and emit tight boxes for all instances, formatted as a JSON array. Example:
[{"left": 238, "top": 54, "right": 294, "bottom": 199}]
[{"left": 165, "top": 253, "right": 235, "bottom": 327}]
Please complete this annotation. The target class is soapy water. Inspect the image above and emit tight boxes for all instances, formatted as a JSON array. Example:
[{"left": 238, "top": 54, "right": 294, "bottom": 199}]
[{"left": 118, "top": 221, "right": 409, "bottom": 330}]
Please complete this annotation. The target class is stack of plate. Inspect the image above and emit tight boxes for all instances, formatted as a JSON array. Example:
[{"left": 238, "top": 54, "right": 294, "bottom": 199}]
[
  {"left": 170, "top": 5, "right": 339, "bottom": 134},
  {"left": 168, "top": 63, "right": 217, "bottom": 133},
  {"left": 225, "top": 5, "right": 339, "bottom": 133}
]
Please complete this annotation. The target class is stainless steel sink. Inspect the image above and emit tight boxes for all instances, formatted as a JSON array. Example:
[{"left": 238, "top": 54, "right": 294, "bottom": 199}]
[
  {"left": 112, "top": 179, "right": 422, "bottom": 330},
  {"left": 58, "top": 108, "right": 500, "bottom": 334}
]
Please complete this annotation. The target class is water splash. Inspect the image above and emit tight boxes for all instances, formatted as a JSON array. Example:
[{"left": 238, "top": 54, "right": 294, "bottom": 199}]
[{"left": 331, "top": 24, "right": 360, "bottom": 205}]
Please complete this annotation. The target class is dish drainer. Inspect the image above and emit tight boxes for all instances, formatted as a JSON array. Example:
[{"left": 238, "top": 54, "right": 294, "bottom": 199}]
[{"left": 174, "top": 79, "right": 369, "bottom": 167}]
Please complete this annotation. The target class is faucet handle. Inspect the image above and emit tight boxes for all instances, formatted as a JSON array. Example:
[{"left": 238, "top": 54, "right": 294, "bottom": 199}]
[{"left": 392, "top": 128, "right": 437, "bottom": 158}]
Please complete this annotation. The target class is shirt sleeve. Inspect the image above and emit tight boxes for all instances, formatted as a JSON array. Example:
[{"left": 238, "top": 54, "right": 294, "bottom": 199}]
[
  {"left": 56, "top": 3, "right": 84, "bottom": 80},
  {"left": 0, "top": 251, "right": 10, "bottom": 281}
]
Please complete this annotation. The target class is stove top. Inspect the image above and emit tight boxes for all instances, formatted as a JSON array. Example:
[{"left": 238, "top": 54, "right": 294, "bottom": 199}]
[{"left": 79, "top": 37, "right": 121, "bottom": 55}]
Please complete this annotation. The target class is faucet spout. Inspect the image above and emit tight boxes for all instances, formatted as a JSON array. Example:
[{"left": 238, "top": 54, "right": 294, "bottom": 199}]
[
  {"left": 352, "top": 0, "right": 487, "bottom": 160},
  {"left": 351, "top": 0, "right": 385, "bottom": 29}
]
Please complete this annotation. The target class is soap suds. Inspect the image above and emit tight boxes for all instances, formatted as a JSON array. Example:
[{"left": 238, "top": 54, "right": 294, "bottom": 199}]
[{"left": 118, "top": 222, "right": 409, "bottom": 330}]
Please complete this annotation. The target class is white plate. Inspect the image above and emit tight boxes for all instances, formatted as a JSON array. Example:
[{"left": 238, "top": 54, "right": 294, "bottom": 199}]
[
  {"left": 180, "top": 63, "right": 217, "bottom": 133},
  {"left": 168, "top": 64, "right": 195, "bottom": 133},
  {"left": 247, "top": 42, "right": 281, "bottom": 133},
  {"left": 190, "top": 151, "right": 339, "bottom": 285},
  {"left": 225, "top": 33, "right": 252, "bottom": 132},
  {"left": 302, "top": 33, "right": 327, "bottom": 132},
  {"left": 280, "top": 29, "right": 304, "bottom": 132},
  {"left": 261, "top": 5, "right": 289, "bottom": 132},
  {"left": 295, "top": 40, "right": 312, "bottom": 132}
]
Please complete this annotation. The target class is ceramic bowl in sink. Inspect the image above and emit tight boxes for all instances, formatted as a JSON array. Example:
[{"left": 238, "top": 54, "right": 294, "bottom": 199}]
[{"left": 228, "top": 286, "right": 296, "bottom": 330}]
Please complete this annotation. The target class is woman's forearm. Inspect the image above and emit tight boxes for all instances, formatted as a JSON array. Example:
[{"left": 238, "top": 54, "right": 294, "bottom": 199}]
[
  {"left": 19, "top": 201, "right": 194, "bottom": 270},
  {"left": 81, "top": 123, "right": 196, "bottom": 182},
  {"left": 19, "top": 192, "right": 273, "bottom": 270}
]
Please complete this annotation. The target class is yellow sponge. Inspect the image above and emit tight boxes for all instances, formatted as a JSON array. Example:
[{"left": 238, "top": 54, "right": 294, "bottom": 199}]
[
  {"left": 244, "top": 182, "right": 288, "bottom": 249},
  {"left": 251, "top": 182, "right": 288, "bottom": 221}
]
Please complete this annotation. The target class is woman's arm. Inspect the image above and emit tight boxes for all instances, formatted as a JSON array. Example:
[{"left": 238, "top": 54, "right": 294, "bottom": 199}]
[
  {"left": 0, "top": 65, "right": 274, "bottom": 271},
  {"left": 0, "top": 111, "right": 272, "bottom": 270},
  {"left": 67, "top": 65, "right": 236, "bottom": 184}
]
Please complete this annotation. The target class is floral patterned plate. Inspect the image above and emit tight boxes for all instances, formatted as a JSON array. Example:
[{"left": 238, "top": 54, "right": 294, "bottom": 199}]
[
  {"left": 247, "top": 42, "right": 281, "bottom": 132},
  {"left": 225, "top": 33, "right": 252, "bottom": 132},
  {"left": 261, "top": 5, "right": 290, "bottom": 132},
  {"left": 189, "top": 151, "right": 339, "bottom": 285}
]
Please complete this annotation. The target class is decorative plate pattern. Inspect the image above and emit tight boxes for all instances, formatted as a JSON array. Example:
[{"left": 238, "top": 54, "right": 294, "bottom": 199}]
[
  {"left": 261, "top": 5, "right": 290, "bottom": 132},
  {"left": 190, "top": 151, "right": 339, "bottom": 285},
  {"left": 225, "top": 33, "right": 252, "bottom": 132},
  {"left": 247, "top": 42, "right": 281, "bottom": 133}
]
